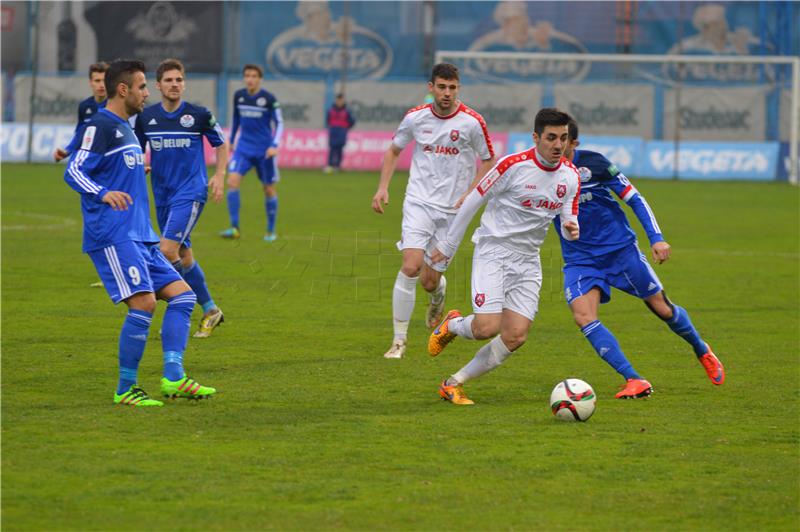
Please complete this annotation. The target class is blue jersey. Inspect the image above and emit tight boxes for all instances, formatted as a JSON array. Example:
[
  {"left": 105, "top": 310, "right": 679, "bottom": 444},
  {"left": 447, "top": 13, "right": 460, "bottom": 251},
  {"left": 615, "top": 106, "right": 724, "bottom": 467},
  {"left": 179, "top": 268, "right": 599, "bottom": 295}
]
[
  {"left": 555, "top": 149, "right": 663, "bottom": 264},
  {"left": 64, "top": 96, "right": 107, "bottom": 154},
  {"left": 63, "top": 108, "right": 159, "bottom": 252},
  {"left": 134, "top": 101, "right": 226, "bottom": 207},
  {"left": 230, "top": 88, "right": 284, "bottom": 155}
]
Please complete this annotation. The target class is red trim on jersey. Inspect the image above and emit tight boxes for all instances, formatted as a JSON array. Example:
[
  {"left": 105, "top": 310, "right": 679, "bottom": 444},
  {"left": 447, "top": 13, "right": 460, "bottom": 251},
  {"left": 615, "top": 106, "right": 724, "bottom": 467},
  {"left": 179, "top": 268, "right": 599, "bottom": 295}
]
[
  {"left": 476, "top": 149, "right": 535, "bottom": 195},
  {"left": 404, "top": 103, "right": 432, "bottom": 116},
  {"left": 530, "top": 149, "right": 563, "bottom": 172},
  {"left": 562, "top": 159, "right": 581, "bottom": 215},
  {"left": 620, "top": 184, "right": 635, "bottom": 202},
  {"left": 460, "top": 104, "right": 495, "bottom": 159},
  {"left": 430, "top": 102, "right": 462, "bottom": 120}
]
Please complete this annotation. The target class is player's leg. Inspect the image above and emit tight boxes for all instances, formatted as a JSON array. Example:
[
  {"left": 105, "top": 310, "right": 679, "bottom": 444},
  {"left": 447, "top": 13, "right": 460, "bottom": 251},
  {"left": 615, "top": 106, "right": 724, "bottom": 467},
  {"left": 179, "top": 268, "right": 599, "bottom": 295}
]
[
  {"left": 88, "top": 243, "right": 163, "bottom": 406},
  {"left": 221, "top": 153, "right": 248, "bottom": 238},
  {"left": 331, "top": 144, "right": 343, "bottom": 169},
  {"left": 179, "top": 247, "right": 224, "bottom": 338},
  {"left": 383, "top": 248, "right": 425, "bottom": 359},
  {"left": 258, "top": 157, "right": 279, "bottom": 241},
  {"left": 421, "top": 205, "right": 454, "bottom": 328},
  {"left": 644, "top": 290, "right": 724, "bottom": 385},
  {"left": 150, "top": 247, "right": 216, "bottom": 399}
]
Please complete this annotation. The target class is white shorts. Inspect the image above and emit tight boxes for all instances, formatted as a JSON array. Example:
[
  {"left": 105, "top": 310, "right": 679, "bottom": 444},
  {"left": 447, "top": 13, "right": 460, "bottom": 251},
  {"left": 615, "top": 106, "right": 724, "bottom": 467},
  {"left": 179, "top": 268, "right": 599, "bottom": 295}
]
[
  {"left": 471, "top": 242, "right": 542, "bottom": 321},
  {"left": 396, "top": 198, "right": 454, "bottom": 273}
]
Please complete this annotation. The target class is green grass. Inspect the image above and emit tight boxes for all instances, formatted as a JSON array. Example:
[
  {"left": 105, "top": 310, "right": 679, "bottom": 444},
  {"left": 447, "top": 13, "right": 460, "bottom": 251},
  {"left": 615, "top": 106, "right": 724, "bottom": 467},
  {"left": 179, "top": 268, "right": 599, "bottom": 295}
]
[{"left": 2, "top": 163, "right": 799, "bottom": 530}]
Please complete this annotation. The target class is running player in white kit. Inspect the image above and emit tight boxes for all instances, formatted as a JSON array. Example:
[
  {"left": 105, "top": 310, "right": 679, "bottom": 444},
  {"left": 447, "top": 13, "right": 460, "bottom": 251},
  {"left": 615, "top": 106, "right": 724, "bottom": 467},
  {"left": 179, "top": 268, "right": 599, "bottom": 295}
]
[
  {"left": 428, "top": 108, "right": 581, "bottom": 405},
  {"left": 372, "top": 63, "right": 496, "bottom": 359}
]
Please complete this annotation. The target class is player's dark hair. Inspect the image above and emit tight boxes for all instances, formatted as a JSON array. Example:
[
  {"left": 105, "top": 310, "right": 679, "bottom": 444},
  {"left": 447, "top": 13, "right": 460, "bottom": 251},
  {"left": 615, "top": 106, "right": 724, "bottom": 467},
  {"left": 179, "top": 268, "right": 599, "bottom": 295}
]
[
  {"left": 156, "top": 58, "right": 185, "bottom": 81},
  {"left": 88, "top": 62, "right": 108, "bottom": 78},
  {"left": 105, "top": 59, "right": 146, "bottom": 98},
  {"left": 243, "top": 64, "right": 264, "bottom": 78},
  {"left": 533, "top": 107, "right": 571, "bottom": 136},
  {"left": 430, "top": 63, "right": 460, "bottom": 83},
  {"left": 567, "top": 118, "right": 579, "bottom": 141}
]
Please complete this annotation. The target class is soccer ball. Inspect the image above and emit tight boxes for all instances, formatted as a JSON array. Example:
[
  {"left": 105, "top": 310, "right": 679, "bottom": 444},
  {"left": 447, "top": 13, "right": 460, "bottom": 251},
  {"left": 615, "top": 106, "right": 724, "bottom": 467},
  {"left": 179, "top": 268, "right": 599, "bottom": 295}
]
[{"left": 550, "top": 379, "right": 596, "bottom": 422}]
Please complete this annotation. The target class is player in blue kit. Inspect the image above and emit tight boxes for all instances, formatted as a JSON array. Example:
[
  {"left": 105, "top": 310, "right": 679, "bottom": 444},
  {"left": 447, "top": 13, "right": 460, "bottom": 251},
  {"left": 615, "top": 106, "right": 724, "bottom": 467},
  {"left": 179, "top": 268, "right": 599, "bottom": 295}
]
[
  {"left": 555, "top": 119, "right": 725, "bottom": 399},
  {"left": 134, "top": 58, "right": 229, "bottom": 338},
  {"left": 219, "top": 64, "right": 284, "bottom": 242},
  {"left": 54, "top": 62, "right": 109, "bottom": 162},
  {"left": 64, "top": 60, "right": 216, "bottom": 406}
]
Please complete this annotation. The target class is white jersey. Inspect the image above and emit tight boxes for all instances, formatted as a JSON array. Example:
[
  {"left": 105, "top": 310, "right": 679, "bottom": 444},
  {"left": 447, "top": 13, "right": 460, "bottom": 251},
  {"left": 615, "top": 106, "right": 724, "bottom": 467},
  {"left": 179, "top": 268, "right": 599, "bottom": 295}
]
[
  {"left": 393, "top": 102, "right": 494, "bottom": 213},
  {"left": 438, "top": 148, "right": 581, "bottom": 258}
]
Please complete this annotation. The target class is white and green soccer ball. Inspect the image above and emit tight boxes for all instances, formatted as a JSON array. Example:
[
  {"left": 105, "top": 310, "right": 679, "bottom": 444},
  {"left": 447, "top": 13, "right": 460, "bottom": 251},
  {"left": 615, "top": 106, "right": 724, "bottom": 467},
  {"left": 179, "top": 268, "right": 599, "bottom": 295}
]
[{"left": 550, "top": 378, "right": 596, "bottom": 422}]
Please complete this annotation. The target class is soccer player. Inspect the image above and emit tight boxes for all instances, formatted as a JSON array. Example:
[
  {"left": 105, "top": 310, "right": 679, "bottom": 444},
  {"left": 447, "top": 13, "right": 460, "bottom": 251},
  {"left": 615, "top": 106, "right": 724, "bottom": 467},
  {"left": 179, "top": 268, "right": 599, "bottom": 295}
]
[
  {"left": 553, "top": 119, "right": 724, "bottom": 398},
  {"left": 372, "top": 63, "right": 496, "bottom": 359},
  {"left": 134, "top": 58, "right": 228, "bottom": 338},
  {"left": 54, "top": 62, "right": 108, "bottom": 162},
  {"left": 63, "top": 59, "right": 216, "bottom": 407},
  {"left": 428, "top": 108, "right": 581, "bottom": 405},
  {"left": 220, "top": 64, "right": 284, "bottom": 242}
]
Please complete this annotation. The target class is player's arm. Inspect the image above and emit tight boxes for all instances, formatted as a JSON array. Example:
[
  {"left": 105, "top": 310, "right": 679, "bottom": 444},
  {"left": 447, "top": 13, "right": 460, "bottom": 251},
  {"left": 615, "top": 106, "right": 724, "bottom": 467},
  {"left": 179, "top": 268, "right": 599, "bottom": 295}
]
[
  {"left": 430, "top": 181, "right": 491, "bottom": 265},
  {"left": 456, "top": 156, "right": 497, "bottom": 208},
  {"left": 266, "top": 102, "right": 283, "bottom": 158},
  {"left": 608, "top": 170, "right": 669, "bottom": 263},
  {"left": 63, "top": 150, "right": 131, "bottom": 210},
  {"left": 559, "top": 173, "right": 580, "bottom": 241},
  {"left": 57, "top": 104, "right": 87, "bottom": 161},
  {"left": 204, "top": 112, "right": 229, "bottom": 203},
  {"left": 347, "top": 109, "right": 356, "bottom": 129},
  {"left": 230, "top": 97, "right": 240, "bottom": 149},
  {"left": 372, "top": 144, "right": 402, "bottom": 214},
  {"left": 456, "top": 119, "right": 497, "bottom": 208}
]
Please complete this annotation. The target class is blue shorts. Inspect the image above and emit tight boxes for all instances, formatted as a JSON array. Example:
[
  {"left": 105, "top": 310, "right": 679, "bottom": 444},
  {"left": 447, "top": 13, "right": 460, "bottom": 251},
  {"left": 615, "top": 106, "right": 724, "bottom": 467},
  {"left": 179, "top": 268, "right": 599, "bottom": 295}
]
[
  {"left": 88, "top": 241, "right": 182, "bottom": 304},
  {"left": 228, "top": 150, "right": 279, "bottom": 185},
  {"left": 156, "top": 200, "right": 204, "bottom": 248},
  {"left": 563, "top": 243, "right": 663, "bottom": 305}
]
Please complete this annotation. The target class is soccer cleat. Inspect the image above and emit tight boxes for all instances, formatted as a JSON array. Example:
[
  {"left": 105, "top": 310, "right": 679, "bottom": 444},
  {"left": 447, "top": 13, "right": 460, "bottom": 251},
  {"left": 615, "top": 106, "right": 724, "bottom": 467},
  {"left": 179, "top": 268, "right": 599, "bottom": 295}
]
[
  {"left": 114, "top": 385, "right": 164, "bottom": 407},
  {"left": 322, "top": 166, "right": 334, "bottom": 174},
  {"left": 439, "top": 380, "right": 474, "bottom": 405},
  {"left": 263, "top": 232, "right": 278, "bottom": 242},
  {"left": 615, "top": 378, "right": 654, "bottom": 399},
  {"left": 161, "top": 376, "right": 217, "bottom": 399},
  {"left": 428, "top": 309, "right": 462, "bottom": 357},
  {"left": 698, "top": 345, "right": 725, "bottom": 385},
  {"left": 426, "top": 277, "right": 447, "bottom": 328},
  {"left": 90, "top": 280, "right": 104, "bottom": 288},
  {"left": 219, "top": 227, "right": 240, "bottom": 239},
  {"left": 383, "top": 339, "right": 406, "bottom": 359},
  {"left": 193, "top": 309, "right": 224, "bottom": 338}
]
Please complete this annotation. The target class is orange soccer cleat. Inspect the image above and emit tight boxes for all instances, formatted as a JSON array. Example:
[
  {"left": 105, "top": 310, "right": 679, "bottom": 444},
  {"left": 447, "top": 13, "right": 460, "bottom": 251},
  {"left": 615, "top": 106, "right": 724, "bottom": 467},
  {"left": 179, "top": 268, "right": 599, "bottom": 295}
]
[
  {"left": 615, "top": 378, "right": 654, "bottom": 399},
  {"left": 698, "top": 345, "right": 725, "bottom": 385},
  {"left": 438, "top": 380, "right": 474, "bottom": 405},
  {"left": 428, "top": 310, "right": 462, "bottom": 357}
]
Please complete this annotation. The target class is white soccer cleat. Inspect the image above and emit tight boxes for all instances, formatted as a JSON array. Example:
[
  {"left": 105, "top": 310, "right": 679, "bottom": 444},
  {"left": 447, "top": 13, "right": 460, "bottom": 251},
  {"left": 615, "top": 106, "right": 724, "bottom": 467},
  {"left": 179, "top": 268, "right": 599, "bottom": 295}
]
[
  {"left": 426, "top": 276, "right": 447, "bottom": 328},
  {"left": 383, "top": 339, "right": 407, "bottom": 359}
]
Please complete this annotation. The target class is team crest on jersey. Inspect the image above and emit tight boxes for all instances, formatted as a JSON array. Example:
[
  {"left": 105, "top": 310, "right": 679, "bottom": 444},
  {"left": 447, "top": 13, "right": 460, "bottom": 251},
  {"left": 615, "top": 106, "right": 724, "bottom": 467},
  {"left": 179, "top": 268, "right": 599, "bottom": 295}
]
[
  {"left": 81, "top": 126, "right": 96, "bottom": 150},
  {"left": 123, "top": 150, "right": 137, "bottom": 169},
  {"left": 450, "top": 129, "right": 460, "bottom": 142},
  {"left": 180, "top": 114, "right": 195, "bottom": 128},
  {"left": 578, "top": 167, "right": 592, "bottom": 183},
  {"left": 556, "top": 184, "right": 567, "bottom": 198},
  {"left": 257, "top": 97, "right": 267, "bottom": 107},
  {"left": 474, "top": 293, "right": 485, "bottom": 307}
]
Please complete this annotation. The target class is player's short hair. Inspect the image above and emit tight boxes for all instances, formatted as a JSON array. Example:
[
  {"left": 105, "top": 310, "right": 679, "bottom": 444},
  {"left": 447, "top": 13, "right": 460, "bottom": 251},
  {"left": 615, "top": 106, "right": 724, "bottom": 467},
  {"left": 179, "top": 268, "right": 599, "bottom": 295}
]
[
  {"left": 430, "top": 63, "right": 460, "bottom": 83},
  {"left": 567, "top": 118, "right": 579, "bottom": 141},
  {"left": 105, "top": 59, "right": 146, "bottom": 98},
  {"left": 88, "top": 62, "right": 109, "bottom": 78},
  {"left": 533, "top": 107, "right": 571, "bottom": 136},
  {"left": 156, "top": 58, "right": 185, "bottom": 81},
  {"left": 243, "top": 64, "right": 264, "bottom": 78}
]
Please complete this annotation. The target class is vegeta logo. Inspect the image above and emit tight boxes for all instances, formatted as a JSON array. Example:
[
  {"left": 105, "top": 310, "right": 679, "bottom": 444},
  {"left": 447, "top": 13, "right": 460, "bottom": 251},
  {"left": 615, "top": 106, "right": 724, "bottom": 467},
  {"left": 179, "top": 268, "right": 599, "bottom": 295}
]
[
  {"left": 265, "top": 2, "right": 392, "bottom": 79},
  {"left": 150, "top": 137, "right": 163, "bottom": 151}
]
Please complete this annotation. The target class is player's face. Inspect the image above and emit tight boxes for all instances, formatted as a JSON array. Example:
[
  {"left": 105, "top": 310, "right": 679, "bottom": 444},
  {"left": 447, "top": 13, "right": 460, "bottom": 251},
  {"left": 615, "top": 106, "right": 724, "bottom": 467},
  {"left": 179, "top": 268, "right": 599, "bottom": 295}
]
[
  {"left": 157, "top": 69, "right": 185, "bottom": 103},
  {"left": 533, "top": 125, "right": 568, "bottom": 164},
  {"left": 90, "top": 72, "right": 106, "bottom": 100},
  {"left": 428, "top": 77, "right": 459, "bottom": 114},
  {"left": 123, "top": 71, "right": 149, "bottom": 116},
  {"left": 243, "top": 70, "right": 262, "bottom": 92}
]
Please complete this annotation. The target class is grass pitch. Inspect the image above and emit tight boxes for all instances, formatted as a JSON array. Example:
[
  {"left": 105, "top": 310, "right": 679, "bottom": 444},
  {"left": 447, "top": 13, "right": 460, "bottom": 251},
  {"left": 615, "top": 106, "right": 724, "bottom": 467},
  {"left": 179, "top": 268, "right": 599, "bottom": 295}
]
[{"left": 2, "top": 163, "right": 798, "bottom": 530}]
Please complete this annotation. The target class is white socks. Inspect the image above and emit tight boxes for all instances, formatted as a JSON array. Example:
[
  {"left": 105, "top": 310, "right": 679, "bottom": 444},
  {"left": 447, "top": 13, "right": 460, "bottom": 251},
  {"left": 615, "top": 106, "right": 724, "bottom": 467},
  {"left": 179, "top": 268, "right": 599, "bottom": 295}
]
[
  {"left": 451, "top": 336, "right": 513, "bottom": 385},
  {"left": 392, "top": 271, "right": 418, "bottom": 340},
  {"left": 448, "top": 314, "right": 475, "bottom": 339}
]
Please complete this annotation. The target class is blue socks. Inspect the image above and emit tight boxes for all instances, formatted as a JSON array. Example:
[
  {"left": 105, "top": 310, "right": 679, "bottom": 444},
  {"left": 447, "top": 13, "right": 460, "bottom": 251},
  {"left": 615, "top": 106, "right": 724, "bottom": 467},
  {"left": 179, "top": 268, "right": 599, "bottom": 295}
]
[
  {"left": 582, "top": 320, "right": 640, "bottom": 380},
  {"left": 162, "top": 291, "right": 196, "bottom": 381},
  {"left": 266, "top": 196, "right": 278, "bottom": 234},
  {"left": 666, "top": 305, "right": 707, "bottom": 356},
  {"left": 227, "top": 190, "right": 240, "bottom": 228},
  {"left": 182, "top": 261, "right": 216, "bottom": 312},
  {"left": 117, "top": 309, "right": 152, "bottom": 394}
]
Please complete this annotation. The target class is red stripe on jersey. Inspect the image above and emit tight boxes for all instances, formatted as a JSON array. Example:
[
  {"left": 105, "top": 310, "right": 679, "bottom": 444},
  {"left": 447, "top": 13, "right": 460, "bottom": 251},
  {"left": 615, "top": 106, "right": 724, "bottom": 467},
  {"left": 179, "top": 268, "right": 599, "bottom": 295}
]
[
  {"left": 476, "top": 149, "right": 535, "bottom": 195},
  {"left": 620, "top": 184, "right": 635, "bottom": 201},
  {"left": 430, "top": 102, "right": 461, "bottom": 120},
  {"left": 530, "top": 149, "right": 563, "bottom": 172},
  {"left": 460, "top": 103, "right": 495, "bottom": 159},
  {"left": 405, "top": 103, "right": 432, "bottom": 116},
  {"left": 563, "top": 160, "right": 581, "bottom": 215}
]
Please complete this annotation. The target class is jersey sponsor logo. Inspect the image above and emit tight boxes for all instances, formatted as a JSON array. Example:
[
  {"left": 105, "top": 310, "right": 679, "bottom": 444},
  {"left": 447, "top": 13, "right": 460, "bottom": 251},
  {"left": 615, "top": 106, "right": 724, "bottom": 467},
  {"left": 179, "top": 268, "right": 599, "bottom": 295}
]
[
  {"left": 474, "top": 293, "right": 485, "bottom": 307},
  {"left": 81, "top": 126, "right": 97, "bottom": 150},
  {"left": 434, "top": 145, "right": 459, "bottom": 155},
  {"left": 521, "top": 199, "right": 533, "bottom": 208},
  {"left": 150, "top": 136, "right": 191, "bottom": 151},
  {"left": 579, "top": 191, "right": 594, "bottom": 203},
  {"left": 257, "top": 97, "right": 267, "bottom": 107},
  {"left": 115, "top": 129, "right": 124, "bottom": 138},
  {"left": 180, "top": 114, "right": 195, "bottom": 128},
  {"left": 556, "top": 184, "right": 567, "bottom": 198},
  {"left": 423, "top": 144, "right": 433, "bottom": 153},
  {"left": 450, "top": 129, "right": 460, "bottom": 141},
  {"left": 536, "top": 199, "right": 563, "bottom": 210},
  {"left": 525, "top": 184, "right": 536, "bottom": 190},
  {"left": 240, "top": 109, "right": 265, "bottom": 118},
  {"left": 578, "top": 167, "right": 592, "bottom": 182},
  {"left": 148, "top": 118, "right": 157, "bottom": 125}
]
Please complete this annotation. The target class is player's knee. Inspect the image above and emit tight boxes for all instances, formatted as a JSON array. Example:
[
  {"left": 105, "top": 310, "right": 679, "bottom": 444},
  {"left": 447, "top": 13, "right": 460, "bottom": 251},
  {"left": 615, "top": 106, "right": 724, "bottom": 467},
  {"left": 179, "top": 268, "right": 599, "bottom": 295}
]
[
  {"left": 159, "top": 241, "right": 180, "bottom": 262},
  {"left": 645, "top": 291, "right": 673, "bottom": 320},
  {"left": 420, "top": 275, "right": 439, "bottom": 292},
  {"left": 128, "top": 293, "right": 157, "bottom": 314},
  {"left": 501, "top": 329, "right": 527, "bottom": 351},
  {"left": 226, "top": 175, "right": 240, "bottom": 189},
  {"left": 572, "top": 308, "right": 596, "bottom": 328},
  {"left": 400, "top": 264, "right": 422, "bottom": 278},
  {"left": 472, "top": 318, "right": 500, "bottom": 340}
]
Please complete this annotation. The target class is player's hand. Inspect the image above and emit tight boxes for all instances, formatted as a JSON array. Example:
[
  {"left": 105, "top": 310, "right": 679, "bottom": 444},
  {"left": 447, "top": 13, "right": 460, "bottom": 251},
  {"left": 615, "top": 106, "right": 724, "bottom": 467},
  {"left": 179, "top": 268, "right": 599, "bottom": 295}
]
[
  {"left": 102, "top": 190, "right": 133, "bottom": 211},
  {"left": 372, "top": 188, "right": 389, "bottom": 214},
  {"left": 144, "top": 165, "right": 151, "bottom": 174},
  {"left": 563, "top": 221, "right": 579, "bottom": 240},
  {"left": 454, "top": 191, "right": 468, "bottom": 209},
  {"left": 209, "top": 173, "right": 224, "bottom": 203},
  {"left": 53, "top": 148, "right": 68, "bottom": 162},
  {"left": 429, "top": 248, "right": 449, "bottom": 265},
  {"left": 652, "top": 241, "right": 671, "bottom": 264},
  {"left": 266, "top": 147, "right": 279, "bottom": 158}
]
